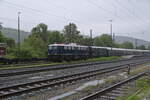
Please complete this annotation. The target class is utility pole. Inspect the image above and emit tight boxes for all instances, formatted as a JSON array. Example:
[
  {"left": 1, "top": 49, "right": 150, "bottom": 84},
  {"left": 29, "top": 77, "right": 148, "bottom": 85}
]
[
  {"left": 90, "top": 29, "right": 93, "bottom": 46},
  {"left": 0, "top": 22, "right": 2, "bottom": 31},
  {"left": 135, "top": 39, "right": 137, "bottom": 49},
  {"left": 69, "top": 23, "right": 72, "bottom": 43},
  {"left": 109, "top": 20, "right": 113, "bottom": 50},
  {"left": 18, "top": 12, "right": 21, "bottom": 57},
  {"left": 113, "top": 33, "right": 115, "bottom": 42}
]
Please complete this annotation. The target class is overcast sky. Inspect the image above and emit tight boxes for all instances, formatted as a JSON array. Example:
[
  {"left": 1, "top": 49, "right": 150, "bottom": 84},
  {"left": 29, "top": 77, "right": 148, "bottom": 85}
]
[{"left": 0, "top": 0, "right": 150, "bottom": 41}]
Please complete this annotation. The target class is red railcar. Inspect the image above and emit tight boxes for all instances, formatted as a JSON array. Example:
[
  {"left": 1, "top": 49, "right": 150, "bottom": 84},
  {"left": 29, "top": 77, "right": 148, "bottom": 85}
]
[{"left": 0, "top": 43, "right": 6, "bottom": 57}]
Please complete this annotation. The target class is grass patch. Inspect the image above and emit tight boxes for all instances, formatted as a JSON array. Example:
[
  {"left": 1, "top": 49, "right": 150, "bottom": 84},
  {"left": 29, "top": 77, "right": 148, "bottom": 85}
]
[
  {"left": 130, "top": 65, "right": 150, "bottom": 75},
  {"left": 86, "top": 56, "right": 121, "bottom": 62},
  {"left": 0, "top": 62, "right": 62, "bottom": 70},
  {"left": 82, "top": 85, "right": 97, "bottom": 92},
  {"left": 0, "top": 56, "right": 121, "bottom": 70},
  {"left": 117, "top": 76, "right": 150, "bottom": 100}
]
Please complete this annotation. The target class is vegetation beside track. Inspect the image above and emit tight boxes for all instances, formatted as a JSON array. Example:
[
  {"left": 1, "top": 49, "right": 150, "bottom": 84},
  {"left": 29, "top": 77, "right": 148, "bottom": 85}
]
[
  {"left": 130, "top": 64, "right": 150, "bottom": 75},
  {"left": 0, "top": 56, "right": 121, "bottom": 70},
  {"left": 117, "top": 76, "right": 150, "bottom": 100},
  {"left": 62, "top": 63, "right": 150, "bottom": 100},
  {"left": 116, "top": 64, "right": 150, "bottom": 100}
]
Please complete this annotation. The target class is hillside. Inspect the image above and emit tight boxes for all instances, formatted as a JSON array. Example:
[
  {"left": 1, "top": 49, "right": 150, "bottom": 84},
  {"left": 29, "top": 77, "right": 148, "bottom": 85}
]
[
  {"left": 1, "top": 27, "right": 29, "bottom": 42},
  {"left": 1, "top": 27, "right": 150, "bottom": 48},
  {"left": 114, "top": 36, "right": 150, "bottom": 47}
]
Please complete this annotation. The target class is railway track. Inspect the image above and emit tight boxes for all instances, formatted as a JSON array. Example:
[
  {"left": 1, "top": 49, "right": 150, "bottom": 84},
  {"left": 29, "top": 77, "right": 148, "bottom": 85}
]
[
  {"left": 0, "top": 60, "right": 148, "bottom": 99},
  {"left": 80, "top": 71, "right": 149, "bottom": 100},
  {"left": 0, "top": 57, "right": 149, "bottom": 77}
]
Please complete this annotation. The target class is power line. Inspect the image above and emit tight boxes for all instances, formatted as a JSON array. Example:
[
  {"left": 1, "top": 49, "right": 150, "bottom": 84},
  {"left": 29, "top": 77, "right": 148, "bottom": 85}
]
[
  {"left": 115, "top": 0, "right": 150, "bottom": 27},
  {"left": 2, "top": 0, "right": 77, "bottom": 23},
  {"left": 106, "top": 0, "right": 148, "bottom": 31},
  {"left": 86, "top": 0, "right": 144, "bottom": 33},
  {"left": 87, "top": 0, "right": 150, "bottom": 35},
  {"left": 128, "top": 0, "right": 150, "bottom": 25},
  {"left": 0, "top": 17, "right": 37, "bottom": 25},
  {"left": 44, "top": 0, "right": 69, "bottom": 11}
]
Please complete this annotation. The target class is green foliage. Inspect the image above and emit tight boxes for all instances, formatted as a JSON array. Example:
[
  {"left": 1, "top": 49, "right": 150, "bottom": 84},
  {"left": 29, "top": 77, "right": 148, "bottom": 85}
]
[
  {"left": 120, "top": 41, "right": 134, "bottom": 49},
  {"left": 6, "top": 47, "right": 18, "bottom": 58},
  {"left": 81, "top": 37, "right": 93, "bottom": 46},
  {"left": 87, "top": 56, "right": 121, "bottom": 62},
  {"left": 48, "top": 31, "right": 65, "bottom": 44},
  {"left": 31, "top": 23, "right": 49, "bottom": 42},
  {"left": 63, "top": 23, "right": 80, "bottom": 43},
  {"left": 23, "top": 35, "right": 47, "bottom": 58},
  {"left": 93, "top": 34, "right": 114, "bottom": 47},
  {"left": 118, "top": 76, "right": 150, "bottom": 100},
  {"left": 0, "top": 29, "right": 16, "bottom": 58},
  {"left": 147, "top": 45, "right": 150, "bottom": 50},
  {"left": 5, "top": 38, "right": 15, "bottom": 47},
  {"left": 0, "top": 31, "right": 5, "bottom": 42},
  {"left": 20, "top": 23, "right": 50, "bottom": 58},
  {"left": 137, "top": 45, "right": 146, "bottom": 50},
  {"left": 2, "top": 22, "right": 148, "bottom": 59}
]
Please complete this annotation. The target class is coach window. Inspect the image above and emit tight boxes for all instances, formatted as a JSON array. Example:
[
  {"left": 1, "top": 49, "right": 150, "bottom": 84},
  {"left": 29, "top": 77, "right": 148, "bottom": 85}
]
[
  {"left": 49, "top": 46, "right": 52, "bottom": 50},
  {"left": 68, "top": 46, "right": 70, "bottom": 50},
  {"left": 78, "top": 47, "right": 80, "bottom": 50},
  {"left": 72, "top": 46, "right": 74, "bottom": 50},
  {"left": 64, "top": 46, "right": 67, "bottom": 50},
  {"left": 53, "top": 46, "right": 57, "bottom": 50}
]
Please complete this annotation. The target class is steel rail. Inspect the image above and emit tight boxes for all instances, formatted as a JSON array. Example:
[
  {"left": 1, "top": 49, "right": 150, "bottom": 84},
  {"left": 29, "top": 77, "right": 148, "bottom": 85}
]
[
  {"left": 0, "top": 60, "right": 148, "bottom": 99},
  {"left": 0, "top": 57, "right": 149, "bottom": 77},
  {"left": 80, "top": 71, "right": 149, "bottom": 100}
]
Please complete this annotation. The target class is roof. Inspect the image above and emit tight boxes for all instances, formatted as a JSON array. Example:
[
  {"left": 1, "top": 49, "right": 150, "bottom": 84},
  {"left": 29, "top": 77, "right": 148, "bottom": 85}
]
[
  {"left": 48, "top": 43, "right": 88, "bottom": 48},
  {"left": 48, "top": 43, "right": 150, "bottom": 52}
]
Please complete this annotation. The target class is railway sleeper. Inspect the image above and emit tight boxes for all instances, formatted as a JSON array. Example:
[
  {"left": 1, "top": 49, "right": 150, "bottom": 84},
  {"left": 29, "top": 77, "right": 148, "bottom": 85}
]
[
  {"left": 111, "top": 90, "right": 125, "bottom": 94},
  {"left": 106, "top": 92, "right": 123, "bottom": 97},
  {"left": 100, "top": 95, "right": 116, "bottom": 100}
]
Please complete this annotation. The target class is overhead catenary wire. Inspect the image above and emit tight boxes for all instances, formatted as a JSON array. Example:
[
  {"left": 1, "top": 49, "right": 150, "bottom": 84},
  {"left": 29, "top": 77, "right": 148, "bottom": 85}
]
[
  {"left": 0, "top": 17, "right": 37, "bottom": 25},
  {"left": 115, "top": 0, "right": 150, "bottom": 28},
  {"left": 2, "top": 0, "right": 77, "bottom": 23},
  {"left": 107, "top": 0, "right": 148, "bottom": 33},
  {"left": 128, "top": 0, "right": 150, "bottom": 25},
  {"left": 86, "top": 0, "right": 143, "bottom": 30},
  {"left": 86, "top": 0, "right": 149, "bottom": 37},
  {"left": 115, "top": 0, "right": 150, "bottom": 37}
]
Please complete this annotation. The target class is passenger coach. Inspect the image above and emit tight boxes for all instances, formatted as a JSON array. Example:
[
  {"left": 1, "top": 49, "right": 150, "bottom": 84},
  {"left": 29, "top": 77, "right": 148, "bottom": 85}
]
[{"left": 48, "top": 43, "right": 150, "bottom": 61}]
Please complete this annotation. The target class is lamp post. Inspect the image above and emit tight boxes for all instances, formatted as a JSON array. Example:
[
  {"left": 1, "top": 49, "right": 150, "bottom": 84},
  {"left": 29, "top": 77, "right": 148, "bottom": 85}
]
[
  {"left": 109, "top": 20, "right": 113, "bottom": 50},
  {"left": 90, "top": 29, "right": 93, "bottom": 46},
  {"left": 18, "top": 12, "right": 21, "bottom": 57},
  {"left": 0, "top": 22, "right": 2, "bottom": 31}
]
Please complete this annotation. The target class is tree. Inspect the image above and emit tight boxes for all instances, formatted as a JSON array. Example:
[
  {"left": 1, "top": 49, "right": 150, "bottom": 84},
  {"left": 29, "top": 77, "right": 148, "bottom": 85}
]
[
  {"left": 147, "top": 44, "right": 150, "bottom": 50},
  {"left": 21, "top": 23, "right": 49, "bottom": 58},
  {"left": 137, "top": 45, "right": 146, "bottom": 50},
  {"left": 0, "top": 30, "right": 15, "bottom": 47},
  {"left": 63, "top": 23, "right": 80, "bottom": 43},
  {"left": 0, "top": 31, "right": 5, "bottom": 42},
  {"left": 31, "top": 23, "right": 48, "bottom": 42},
  {"left": 120, "top": 42, "right": 134, "bottom": 49},
  {"left": 48, "top": 31, "right": 65, "bottom": 44},
  {"left": 23, "top": 35, "right": 47, "bottom": 58},
  {"left": 93, "top": 34, "right": 114, "bottom": 47},
  {"left": 5, "top": 38, "right": 15, "bottom": 47},
  {"left": 79, "top": 36, "right": 93, "bottom": 46}
]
